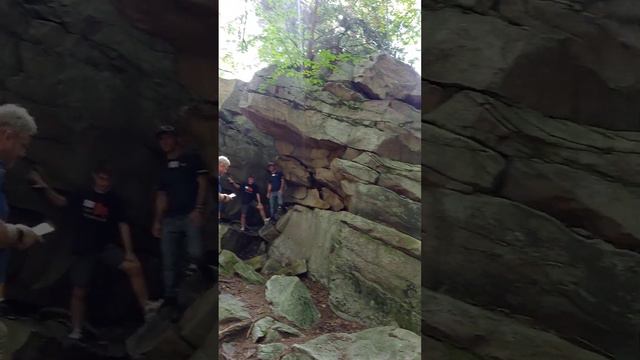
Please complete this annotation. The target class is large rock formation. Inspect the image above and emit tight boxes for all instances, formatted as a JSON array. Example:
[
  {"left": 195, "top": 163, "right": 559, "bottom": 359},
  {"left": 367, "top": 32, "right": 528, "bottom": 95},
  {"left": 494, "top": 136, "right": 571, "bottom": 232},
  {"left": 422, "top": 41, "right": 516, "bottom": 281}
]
[
  {"left": 219, "top": 53, "right": 422, "bottom": 338},
  {"left": 425, "top": 1, "right": 640, "bottom": 359},
  {"left": 264, "top": 206, "right": 420, "bottom": 333},
  {"left": 218, "top": 78, "right": 277, "bottom": 220},
  {"left": 0, "top": 0, "right": 217, "bottom": 303},
  {"left": 424, "top": 0, "right": 640, "bottom": 131},
  {"left": 283, "top": 326, "right": 421, "bottom": 360},
  {"left": 0, "top": 0, "right": 216, "bottom": 358},
  {"left": 233, "top": 55, "right": 421, "bottom": 237}
]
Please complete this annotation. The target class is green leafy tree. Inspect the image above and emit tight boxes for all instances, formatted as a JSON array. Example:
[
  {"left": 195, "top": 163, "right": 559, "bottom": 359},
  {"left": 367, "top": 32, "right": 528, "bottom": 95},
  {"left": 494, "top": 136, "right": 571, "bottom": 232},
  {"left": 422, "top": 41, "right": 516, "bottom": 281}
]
[{"left": 224, "top": 0, "right": 420, "bottom": 86}]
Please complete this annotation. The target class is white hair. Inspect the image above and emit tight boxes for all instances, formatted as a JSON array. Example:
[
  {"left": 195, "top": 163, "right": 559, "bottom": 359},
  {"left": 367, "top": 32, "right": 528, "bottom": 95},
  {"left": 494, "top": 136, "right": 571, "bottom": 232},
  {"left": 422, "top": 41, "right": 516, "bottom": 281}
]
[
  {"left": 0, "top": 104, "right": 37, "bottom": 135},
  {"left": 219, "top": 155, "right": 230, "bottom": 166}
]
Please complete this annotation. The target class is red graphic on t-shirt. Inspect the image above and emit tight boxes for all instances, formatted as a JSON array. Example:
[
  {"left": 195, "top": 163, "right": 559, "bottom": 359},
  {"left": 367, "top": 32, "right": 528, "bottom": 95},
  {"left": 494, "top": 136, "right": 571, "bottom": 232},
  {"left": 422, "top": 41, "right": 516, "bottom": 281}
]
[{"left": 93, "top": 203, "right": 110, "bottom": 218}]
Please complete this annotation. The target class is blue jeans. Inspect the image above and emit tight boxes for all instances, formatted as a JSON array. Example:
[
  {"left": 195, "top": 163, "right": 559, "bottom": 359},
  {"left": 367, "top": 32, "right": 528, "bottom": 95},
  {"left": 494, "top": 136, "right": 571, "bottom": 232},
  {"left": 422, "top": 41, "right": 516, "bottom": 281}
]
[
  {"left": 269, "top": 191, "right": 284, "bottom": 217},
  {"left": 161, "top": 215, "right": 203, "bottom": 299}
]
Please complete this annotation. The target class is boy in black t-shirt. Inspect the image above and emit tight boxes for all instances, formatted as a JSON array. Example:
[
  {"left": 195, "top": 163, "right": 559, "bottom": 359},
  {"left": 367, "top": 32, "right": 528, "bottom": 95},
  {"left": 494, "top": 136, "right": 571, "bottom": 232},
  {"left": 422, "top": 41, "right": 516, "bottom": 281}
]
[
  {"left": 29, "top": 166, "right": 161, "bottom": 340},
  {"left": 228, "top": 175, "right": 267, "bottom": 231}
]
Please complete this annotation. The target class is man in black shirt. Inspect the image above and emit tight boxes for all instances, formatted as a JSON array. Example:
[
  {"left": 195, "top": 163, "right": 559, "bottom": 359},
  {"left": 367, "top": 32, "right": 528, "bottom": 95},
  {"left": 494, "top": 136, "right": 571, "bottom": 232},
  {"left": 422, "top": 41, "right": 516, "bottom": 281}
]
[
  {"left": 152, "top": 125, "right": 208, "bottom": 306},
  {"left": 266, "top": 162, "right": 286, "bottom": 220},
  {"left": 228, "top": 175, "right": 267, "bottom": 231},
  {"left": 29, "top": 166, "right": 161, "bottom": 340}
]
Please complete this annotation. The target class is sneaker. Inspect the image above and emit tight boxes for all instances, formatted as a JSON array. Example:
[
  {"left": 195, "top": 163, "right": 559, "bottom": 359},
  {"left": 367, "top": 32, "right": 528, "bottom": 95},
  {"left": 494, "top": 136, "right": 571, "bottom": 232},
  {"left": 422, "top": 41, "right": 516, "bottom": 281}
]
[
  {"left": 264, "top": 218, "right": 270, "bottom": 222},
  {"left": 144, "top": 299, "right": 163, "bottom": 321},
  {"left": 68, "top": 328, "right": 82, "bottom": 340}
]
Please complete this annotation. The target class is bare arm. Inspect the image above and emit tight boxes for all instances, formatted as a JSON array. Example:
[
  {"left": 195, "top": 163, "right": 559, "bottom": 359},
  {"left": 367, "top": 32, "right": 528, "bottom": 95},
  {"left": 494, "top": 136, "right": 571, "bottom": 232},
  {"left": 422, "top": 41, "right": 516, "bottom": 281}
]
[
  {"left": 0, "top": 222, "right": 18, "bottom": 248},
  {"left": 195, "top": 174, "right": 208, "bottom": 211},
  {"left": 119, "top": 222, "right": 134, "bottom": 255},
  {"left": 41, "top": 187, "right": 68, "bottom": 207},
  {"left": 0, "top": 222, "right": 40, "bottom": 249},
  {"left": 154, "top": 191, "right": 167, "bottom": 223},
  {"left": 151, "top": 191, "right": 167, "bottom": 237},
  {"left": 227, "top": 175, "right": 241, "bottom": 190},
  {"left": 29, "top": 171, "right": 67, "bottom": 207}
]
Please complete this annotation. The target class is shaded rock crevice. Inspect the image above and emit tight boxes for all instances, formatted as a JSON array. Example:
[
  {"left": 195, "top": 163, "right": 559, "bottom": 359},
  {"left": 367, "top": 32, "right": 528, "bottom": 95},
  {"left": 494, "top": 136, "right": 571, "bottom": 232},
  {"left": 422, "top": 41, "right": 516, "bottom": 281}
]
[{"left": 425, "top": 2, "right": 640, "bottom": 130}]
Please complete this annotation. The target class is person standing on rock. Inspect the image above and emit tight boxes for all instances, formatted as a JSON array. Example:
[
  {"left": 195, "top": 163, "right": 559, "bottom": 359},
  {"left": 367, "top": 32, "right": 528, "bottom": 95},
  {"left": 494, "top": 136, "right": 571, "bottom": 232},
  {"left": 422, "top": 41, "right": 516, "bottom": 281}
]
[
  {"left": 152, "top": 125, "right": 208, "bottom": 309},
  {"left": 228, "top": 175, "right": 268, "bottom": 231},
  {"left": 0, "top": 104, "right": 42, "bottom": 357},
  {"left": 266, "top": 161, "right": 286, "bottom": 222},
  {"left": 218, "top": 155, "right": 235, "bottom": 220},
  {"left": 28, "top": 165, "right": 162, "bottom": 340}
]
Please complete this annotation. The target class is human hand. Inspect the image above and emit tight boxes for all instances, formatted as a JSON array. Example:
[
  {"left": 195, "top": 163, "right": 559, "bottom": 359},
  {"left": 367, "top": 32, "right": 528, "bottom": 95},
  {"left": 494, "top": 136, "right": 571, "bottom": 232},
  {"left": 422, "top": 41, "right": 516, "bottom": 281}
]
[
  {"left": 189, "top": 209, "right": 203, "bottom": 226},
  {"left": 151, "top": 221, "right": 162, "bottom": 238},
  {"left": 15, "top": 224, "right": 42, "bottom": 250},
  {"left": 124, "top": 252, "right": 138, "bottom": 263},
  {"left": 27, "top": 170, "right": 47, "bottom": 188}
]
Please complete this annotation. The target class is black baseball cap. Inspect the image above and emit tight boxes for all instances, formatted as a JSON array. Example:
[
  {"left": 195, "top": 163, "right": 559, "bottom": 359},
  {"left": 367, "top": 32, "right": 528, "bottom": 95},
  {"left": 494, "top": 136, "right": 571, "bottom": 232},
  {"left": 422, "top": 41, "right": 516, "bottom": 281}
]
[{"left": 156, "top": 125, "right": 177, "bottom": 138}]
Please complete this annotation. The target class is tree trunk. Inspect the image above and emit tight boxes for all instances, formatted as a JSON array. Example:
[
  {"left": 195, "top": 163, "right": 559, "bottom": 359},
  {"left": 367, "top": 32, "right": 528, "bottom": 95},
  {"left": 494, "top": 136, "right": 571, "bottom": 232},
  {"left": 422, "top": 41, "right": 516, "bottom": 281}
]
[{"left": 306, "top": 0, "right": 320, "bottom": 61}]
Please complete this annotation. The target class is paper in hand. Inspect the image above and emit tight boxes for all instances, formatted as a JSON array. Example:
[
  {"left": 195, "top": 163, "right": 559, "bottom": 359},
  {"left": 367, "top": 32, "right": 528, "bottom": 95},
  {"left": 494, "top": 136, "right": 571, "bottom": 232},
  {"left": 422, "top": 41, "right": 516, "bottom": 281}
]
[
  {"left": 32, "top": 222, "right": 55, "bottom": 237},
  {"left": 228, "top": 193, "right": 236, "bottom": 199}
]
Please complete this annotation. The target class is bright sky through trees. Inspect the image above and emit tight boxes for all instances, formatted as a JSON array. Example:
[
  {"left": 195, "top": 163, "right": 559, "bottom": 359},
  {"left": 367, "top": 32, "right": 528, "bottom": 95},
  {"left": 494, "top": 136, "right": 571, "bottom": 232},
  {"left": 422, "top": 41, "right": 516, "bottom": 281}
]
[{"left": 219, "top": 1, "right": 421, "bottom": 81}]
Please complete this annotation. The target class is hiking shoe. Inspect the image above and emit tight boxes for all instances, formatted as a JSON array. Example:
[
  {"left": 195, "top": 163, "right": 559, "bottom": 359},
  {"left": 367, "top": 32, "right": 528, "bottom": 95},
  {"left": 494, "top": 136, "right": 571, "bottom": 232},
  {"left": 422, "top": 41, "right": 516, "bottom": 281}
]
[
  {"left": 68, "top": 329, "right": 82, "bottom": 340},
  {"left": 144, "top": 299, "right": 163, "bottom": 321}
]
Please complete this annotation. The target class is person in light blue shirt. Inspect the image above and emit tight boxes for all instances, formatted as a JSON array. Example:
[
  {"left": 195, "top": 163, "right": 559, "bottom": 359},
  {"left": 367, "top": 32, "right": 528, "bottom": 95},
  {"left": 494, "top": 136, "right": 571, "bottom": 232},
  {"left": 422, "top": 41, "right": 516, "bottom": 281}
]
[
  {"left": 218, "top": 155, "right": 234, "bottom": 219},
  {"left": 0, "top": 105, "right": 43, "bottom": 302},
  {"left": 0, "top": 104, "right": 42, "bottom": 357}
]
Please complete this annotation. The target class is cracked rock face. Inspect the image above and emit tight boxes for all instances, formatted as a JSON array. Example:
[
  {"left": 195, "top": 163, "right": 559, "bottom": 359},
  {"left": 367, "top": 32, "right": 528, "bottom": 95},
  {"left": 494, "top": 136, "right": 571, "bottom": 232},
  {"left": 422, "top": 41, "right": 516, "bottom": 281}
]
[
  {"left": 424, "top": 0, "right": 640, "bottom": 131},
  {"left": 424, "top": 1, "right": 640, "bottom": 358},
  {"left": 220, "top": 56, "right": 421, "bottom": 238},
  {"left": 0, "top": 2, "right": 216, "bottom": 358},
  {"left": 1, "top": 0, "right": 219, "bottom": 291},
  {"left": 1, "top": 0, "right": 216, "bottom": 242},
  {"left": 219, "top": 55, "right": 422, "bottom": 334}
]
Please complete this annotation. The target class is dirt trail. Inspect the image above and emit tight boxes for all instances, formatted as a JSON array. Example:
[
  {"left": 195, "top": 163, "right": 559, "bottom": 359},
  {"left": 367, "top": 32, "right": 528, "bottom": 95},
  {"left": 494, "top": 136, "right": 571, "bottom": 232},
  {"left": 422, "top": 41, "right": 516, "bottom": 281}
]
[{"left": 219, "top": 274, "right": 367, "bottom": 359}]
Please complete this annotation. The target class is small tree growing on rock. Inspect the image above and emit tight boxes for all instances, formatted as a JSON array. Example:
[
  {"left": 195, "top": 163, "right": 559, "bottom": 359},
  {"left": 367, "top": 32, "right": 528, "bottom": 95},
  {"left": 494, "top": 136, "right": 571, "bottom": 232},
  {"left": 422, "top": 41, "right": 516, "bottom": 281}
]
[{"left": 223, "top": 0, "right": 420, "bottom": 87}]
